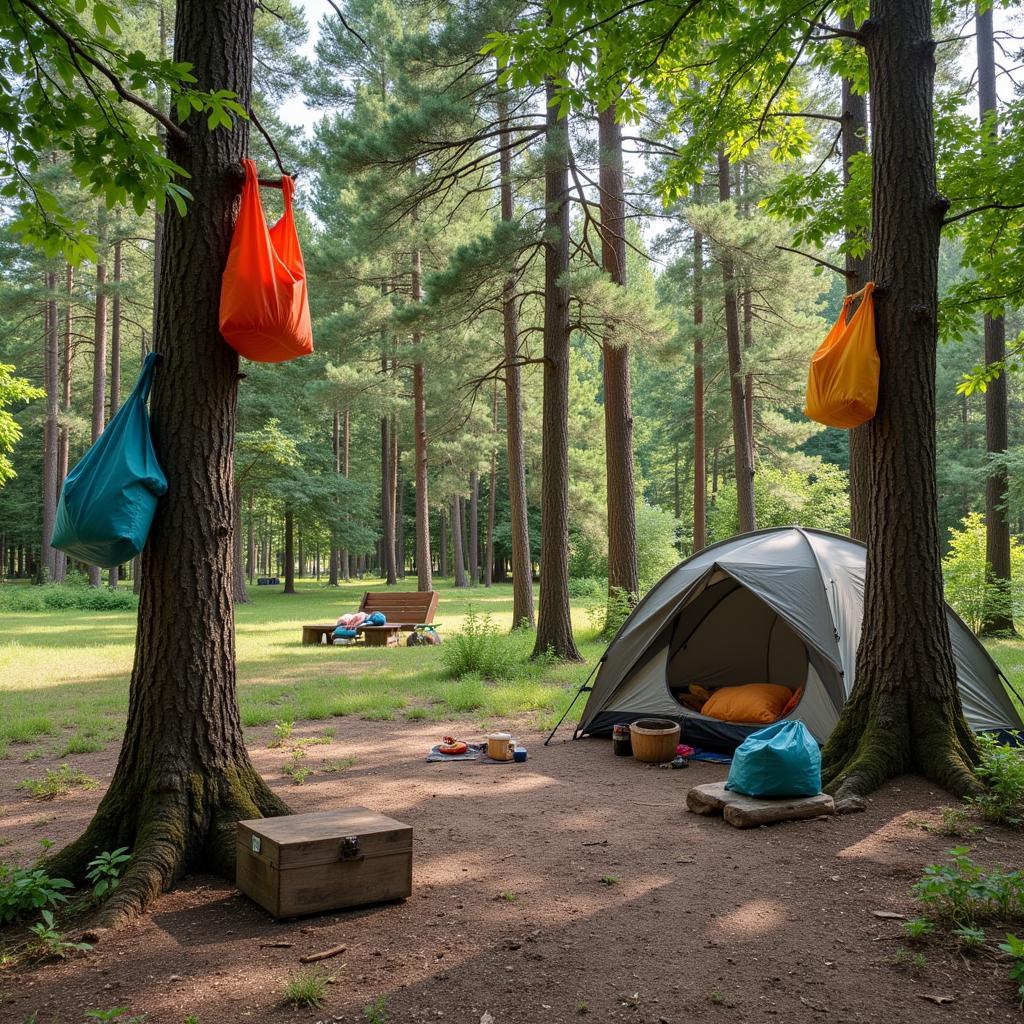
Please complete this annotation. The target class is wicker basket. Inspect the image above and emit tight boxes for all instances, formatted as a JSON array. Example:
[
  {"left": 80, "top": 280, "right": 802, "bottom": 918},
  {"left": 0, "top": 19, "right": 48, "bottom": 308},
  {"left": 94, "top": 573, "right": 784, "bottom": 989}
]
[{"left": 629, "top": 718, "right": 681, "bottom": 763}]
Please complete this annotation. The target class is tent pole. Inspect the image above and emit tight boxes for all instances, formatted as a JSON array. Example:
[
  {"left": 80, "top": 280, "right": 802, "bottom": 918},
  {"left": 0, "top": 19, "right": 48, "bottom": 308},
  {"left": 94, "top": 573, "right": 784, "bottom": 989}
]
[{"left": 544, "top": 658, "right": 603, "bottom": 746}]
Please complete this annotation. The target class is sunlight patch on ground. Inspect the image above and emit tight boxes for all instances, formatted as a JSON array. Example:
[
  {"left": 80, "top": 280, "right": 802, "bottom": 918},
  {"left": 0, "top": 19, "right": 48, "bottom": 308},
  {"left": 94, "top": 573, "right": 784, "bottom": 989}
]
[{"left": 710, "top": 898, "right": 789, "bottom": 940}]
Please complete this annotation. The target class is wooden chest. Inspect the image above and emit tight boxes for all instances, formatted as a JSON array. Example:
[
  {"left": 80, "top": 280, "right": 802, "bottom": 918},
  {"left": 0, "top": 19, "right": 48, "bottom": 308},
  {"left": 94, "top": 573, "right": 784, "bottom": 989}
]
[{"left": 236, "top": 807, "right": 412, "bottom": 919}]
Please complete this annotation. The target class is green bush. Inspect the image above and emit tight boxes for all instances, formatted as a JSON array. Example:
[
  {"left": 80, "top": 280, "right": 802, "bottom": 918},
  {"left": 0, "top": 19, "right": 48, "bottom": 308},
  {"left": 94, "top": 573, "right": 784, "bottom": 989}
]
[
  {"left": 0, "top": 863, "right": 74, "bottom": 923},
  {"left": 968, "top": 732, "right": 1024, "bottom": 827},
  {"left": 912, "top": 847, "right": 1024, "bottom": 927},
  {"left": 567, "top": 576, "right": 605, "bottom": 599},
  {"left": 942, "top": 512, "right": 1024, "bottom": 634},
  {"left": 635, "top": 500, "right": 681, "bottom": 592},
  {"left": 0, "top": 582, "right": 137, "bottom": 612},
  {"left": 441, "top": 611, "right": 521, "bottom": 680}
]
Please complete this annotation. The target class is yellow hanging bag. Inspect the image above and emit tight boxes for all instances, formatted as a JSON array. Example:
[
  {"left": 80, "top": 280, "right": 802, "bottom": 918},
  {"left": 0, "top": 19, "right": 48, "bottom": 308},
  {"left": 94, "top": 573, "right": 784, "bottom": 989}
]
[{"left": 804, "top": 281, "right": 879, "bottom": 428}]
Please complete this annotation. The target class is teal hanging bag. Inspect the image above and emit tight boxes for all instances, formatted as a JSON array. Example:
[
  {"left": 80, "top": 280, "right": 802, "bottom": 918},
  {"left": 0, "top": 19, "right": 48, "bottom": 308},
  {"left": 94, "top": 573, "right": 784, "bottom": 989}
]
[
  {"left": 52, "top": 353, "right": 167, "bottom": 568},
  {"left": 725, "top": 720, "right": 821, "bottom": 799}
]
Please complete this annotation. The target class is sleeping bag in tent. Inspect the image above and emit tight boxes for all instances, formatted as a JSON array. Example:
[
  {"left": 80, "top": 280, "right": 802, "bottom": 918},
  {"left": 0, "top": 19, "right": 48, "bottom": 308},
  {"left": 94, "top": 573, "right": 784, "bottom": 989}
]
[
  {"left": 51, "top": 353, "right": 167, "bottom": 569},
  {"left": 219, "top": 159, "right": 314, "bottom": 363},
  {"left": 804, "top": 281, "right": 878, "bottom": 428},
  {"left": 726, "top": 721, "right": 821, "bottom": 799}
]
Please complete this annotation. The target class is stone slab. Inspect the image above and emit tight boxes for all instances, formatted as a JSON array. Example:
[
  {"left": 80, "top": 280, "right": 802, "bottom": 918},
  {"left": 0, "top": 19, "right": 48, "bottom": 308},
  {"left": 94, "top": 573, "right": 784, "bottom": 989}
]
[{"left": 686, "top": 781, "right": 835, "bottom": 828}]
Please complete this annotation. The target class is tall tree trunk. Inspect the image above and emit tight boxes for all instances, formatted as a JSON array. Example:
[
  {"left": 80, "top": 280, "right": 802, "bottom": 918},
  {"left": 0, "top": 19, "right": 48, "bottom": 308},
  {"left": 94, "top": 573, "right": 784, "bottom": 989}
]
[
  {"left": 468, "top": 471, "right": 479, "bottom": 584},
  {"left": 232, "top": 483, "right": 248, "bottom": 604},
  {"left": 56, "top": 264, "right": 73, "bottom": 579},
  {"left": 89, "top": 233, "right": 108, "bottom": 587},
  {"left": 598, "top": 103, "right": 639, "bottom": 604},
  {"left": 692, "top": 229, "right": 706, "bottom": 551},
  {"left": 452, "top": 495, "right": 468, "bottom": 587},
  {"left": 740, "top": 165, "right": 755, "bottom": 465},
  {"left": 46, "top": 0, "right": 287, "bottom": 927},
  {"left": 41, "top": 270, "right": 59, "bottom": 582},
  {"left": 341, "top": 405, "right": 350, "bottom": 580},
  {"left": 976, "top": 4, "right": 1015, "bottom": 635},
  {"left": 439, "top": 506, "right": 448, "bottom": 577},
  {"left": 397, "top": 471, "right": 406, "bottom": 577},
  {"left": 498, "top": 92, "right": 535, "bottom": 629},
  {"left": 485, "top": 385, "right": 497, "bottom": 588},
  {"left": 247, "top": 492, "right": 255, "bottom": 584},
  {"left": 329, "top": 405, "right": 340, "bottom": 586},
  {"left": 533, "top": 78, "right": 581, "bottom": 661},
  {"left": 283, "top": 508, "right": 296, "bottom": 593},
  {"left": 717, "top": 150, "right": 756, "bottom": 534},
  {"left": 842, "top": 12, "right": 872, "bottom": 542},
  {"left": 411, "top": 249, "right": 432, "bottom": 591},
  {"left": 821, "top": 0, "right": 979, "bottom": 804},
  {"left": 380, "top": 374, "right": 396, "bottom": 585},
  {"left": 390, "top": 419, "right": 400, "bottom": 577},
  {"left": 108, "top": 239, "right": 123, "bottom": 589}
]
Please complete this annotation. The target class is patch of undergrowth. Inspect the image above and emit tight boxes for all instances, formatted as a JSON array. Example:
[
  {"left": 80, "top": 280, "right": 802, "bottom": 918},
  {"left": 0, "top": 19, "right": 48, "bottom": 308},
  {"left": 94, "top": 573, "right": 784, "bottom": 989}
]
[
  {"left": 0, "top": 582, "right": 137, "bottom": 612},
  {"left": 17, "top": 764, "right": 98, "bottom": 801},
  {"left": 363, "top": 995, "right": 390, "bottom": 1023},
  {"left": 85, "top": 847, "right": 130, "bottom": 903},
  {"left": 967, "top": 732, "right": 1024, "bottom": 827},
  {"left": 0, "top": 862, "right": 73, "bottom": 923},
  {"left": 282, "top": 966, "right": 330, "bottom": 1008},
  {"left": 902, "top": 847, "right": 1024, "bottom": 1004},
  {"left": 441, "top": 612, "right": 524, "bottom": 680},
  {"left": 84, "top": 1009, "right": 147, "bottom": 1023}
]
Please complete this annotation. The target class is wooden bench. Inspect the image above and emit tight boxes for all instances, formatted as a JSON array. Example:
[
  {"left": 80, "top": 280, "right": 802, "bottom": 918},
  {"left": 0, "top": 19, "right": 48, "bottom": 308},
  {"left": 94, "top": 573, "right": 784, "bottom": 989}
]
[
  {"left": 300, "top": 591, "right": 439, "bottom": 647},
  {"left": 357, "top": 590, "right": 439, "bottom": 631}
]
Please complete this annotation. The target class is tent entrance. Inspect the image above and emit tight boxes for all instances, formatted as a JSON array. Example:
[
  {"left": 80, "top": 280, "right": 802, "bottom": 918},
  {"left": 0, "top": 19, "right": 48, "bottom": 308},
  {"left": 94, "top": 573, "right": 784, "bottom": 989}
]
[{"left": 667, "top": 578, "right": 809, "bottom": 711}]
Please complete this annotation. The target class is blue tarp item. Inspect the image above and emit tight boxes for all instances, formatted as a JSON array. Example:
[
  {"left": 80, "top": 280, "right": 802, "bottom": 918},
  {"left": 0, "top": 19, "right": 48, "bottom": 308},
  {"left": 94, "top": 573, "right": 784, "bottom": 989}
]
[
  {"left": 725, "top": 720, "right": 821, "bottom": 798},
  {"left": 51, "top": 353, "right": 167, "bottom": 569}
]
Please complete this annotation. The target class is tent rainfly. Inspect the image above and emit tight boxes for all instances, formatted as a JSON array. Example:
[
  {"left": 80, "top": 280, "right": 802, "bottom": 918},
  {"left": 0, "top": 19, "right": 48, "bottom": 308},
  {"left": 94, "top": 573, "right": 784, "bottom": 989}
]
[{"left": 573, "top": 527, "right": 1024, "bottom": 751}]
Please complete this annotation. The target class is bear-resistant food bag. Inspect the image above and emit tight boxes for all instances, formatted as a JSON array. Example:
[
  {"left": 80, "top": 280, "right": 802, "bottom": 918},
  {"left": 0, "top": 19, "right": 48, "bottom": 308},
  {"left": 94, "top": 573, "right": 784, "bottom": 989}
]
[
  {"left": 51, "top": 353, "right": 167, "bottom": 568},
  {"left": 219, "top": 159, "right": 314, "bottom": 363},
  {"left": 725, "top": 721, "right": 822, "bottom": 799},
  {"left": 804, "top": 281, "right": 878, "bottom": 428}
]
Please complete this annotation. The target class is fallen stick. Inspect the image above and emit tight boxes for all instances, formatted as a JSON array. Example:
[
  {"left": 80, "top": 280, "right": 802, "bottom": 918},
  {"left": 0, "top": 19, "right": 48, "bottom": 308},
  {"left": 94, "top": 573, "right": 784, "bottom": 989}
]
[
  {"left": 300, "top": 943, "right": 348, "bottom": 964},
  {"left": 260, "top": 941, "right": 294, "bottom": 948}
]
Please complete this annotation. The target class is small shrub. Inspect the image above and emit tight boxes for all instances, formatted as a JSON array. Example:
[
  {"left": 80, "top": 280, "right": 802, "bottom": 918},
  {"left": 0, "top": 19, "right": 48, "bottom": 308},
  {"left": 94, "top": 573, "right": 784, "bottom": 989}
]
[
  {"left": 0, "top": 584, "right": 138, "bottom": 613},
  {"left": 998, "top": 933, "right": 1024, "bottom": 1004},
  {"left": 28, "top": 909, "right": 92, "bottom": 959},
  {"left": 567, "top": 577, "right": 605, "bottom": 599},
  {"left": 269, "top": 720, "right": 293, "bottom": 748},
  {"left": 363, "top": 996, "right": 389, "bottom": 1024},
  {"left": 441, "top": 611, "right": 518, "bottom": 680},
  {"left": 0, "top": 864, "right": 73, "bottom": 923},
  {"left": 968, "top": 732, "right": 1024, "bottom": 827},
  {"left": 84, "top": 1009, "right": 147, "bottom": 1023},
  {"left": 952, "top": 925, "right": 986, "bottom": 950},
  {"left": 933, "top": 805, "right": 979, "bottom": 837},
  {"left": 85, "top": 848, "right": 131, "bottom": 903},
  {"left": 282, "top": 967, "right": 329, "bottom": 1008},
  {"left": 17, "top": 764, "right": 98, "bottom": 801},
  {"left": 912, "top": 847, "right": 1024, "bottom": 927},
  {"left": 901, "top": 916, "right": 934, "bottom": 941},
  {"left": 587, "top": 586, "right": 635, "bottom": 638},
  {"left": 599, "top": 875, "right": 619, "bottom": 886},
  {"left": 282, "top": 749, "right": 310, "bottom": 785}
]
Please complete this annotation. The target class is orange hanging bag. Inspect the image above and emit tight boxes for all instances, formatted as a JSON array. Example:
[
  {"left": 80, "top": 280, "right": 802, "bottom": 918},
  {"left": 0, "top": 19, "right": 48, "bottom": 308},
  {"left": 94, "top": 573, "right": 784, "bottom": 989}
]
[
  {"left": 219, "top": 159, "right": 314, "bottom": 363},
  {"left": 804, "top": 281, "right": 879, "bottom": 429}
]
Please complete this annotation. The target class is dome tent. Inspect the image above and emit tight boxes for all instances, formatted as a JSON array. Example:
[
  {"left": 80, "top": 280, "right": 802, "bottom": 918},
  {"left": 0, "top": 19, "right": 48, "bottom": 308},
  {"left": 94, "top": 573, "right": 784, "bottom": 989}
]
[{"left": 573, "top": 527, "right": 1023, "bottom": 750}]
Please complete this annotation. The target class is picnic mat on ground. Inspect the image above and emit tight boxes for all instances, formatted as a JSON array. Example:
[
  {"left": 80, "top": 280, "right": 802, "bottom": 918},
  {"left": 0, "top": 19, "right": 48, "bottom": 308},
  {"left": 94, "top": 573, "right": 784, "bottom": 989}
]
[
  {"left": 689, "top": 747, "right": 732, "bottom": 765},
  {"left": 426, "top": 742, "right": 521, "bottom": 765}
]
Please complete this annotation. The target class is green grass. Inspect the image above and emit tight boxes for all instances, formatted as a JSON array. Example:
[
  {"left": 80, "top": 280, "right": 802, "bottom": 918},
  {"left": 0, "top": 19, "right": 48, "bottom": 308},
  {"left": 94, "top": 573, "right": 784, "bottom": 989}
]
[{"left": 0, "top": 578, "right": 602, "bottom": 754}]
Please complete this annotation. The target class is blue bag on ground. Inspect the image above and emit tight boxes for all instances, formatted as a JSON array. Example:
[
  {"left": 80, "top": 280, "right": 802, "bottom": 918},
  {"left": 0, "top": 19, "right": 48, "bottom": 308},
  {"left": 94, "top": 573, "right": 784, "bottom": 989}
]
[
  {"left": 51, "top": 354, "right": 167, "bottom": 568},
  {"left": 725, "top": 721, "right": 821, "bottom": 798}
]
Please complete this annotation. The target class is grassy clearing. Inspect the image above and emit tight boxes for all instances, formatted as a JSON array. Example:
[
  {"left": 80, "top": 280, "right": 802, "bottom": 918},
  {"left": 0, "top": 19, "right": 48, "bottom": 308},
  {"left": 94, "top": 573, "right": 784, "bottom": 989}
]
[{"left": 0, "top": 578, "right": 603, "bottom": 758}]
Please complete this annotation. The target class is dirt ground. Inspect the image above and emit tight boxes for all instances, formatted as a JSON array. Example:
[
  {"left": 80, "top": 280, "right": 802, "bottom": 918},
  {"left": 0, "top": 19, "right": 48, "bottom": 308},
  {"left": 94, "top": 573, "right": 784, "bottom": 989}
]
[{"left": 2, "top": 716, "right": 1023, "bottom": 1024}]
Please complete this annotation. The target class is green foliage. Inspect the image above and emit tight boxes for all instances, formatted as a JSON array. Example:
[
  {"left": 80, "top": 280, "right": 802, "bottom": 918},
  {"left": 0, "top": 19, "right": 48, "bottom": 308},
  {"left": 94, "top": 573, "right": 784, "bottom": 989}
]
[
  {"left": 635, "top": 501, "right": 681, "bottom": 593},
  {"left": 363, "top": 995, "right": 390, "bottom": 1024},
  {"left": 912, "top": 847, "right": 1024, "bottom": 928},
  {"left": 967, "top": 733, "right": 1024, "bottom": 827},
  {"left": 269, "top": 720, "right": 294, "bottom": 748},
  {"left": 901, "top": 917, "right": 934, "bottom": 942},
  {"left": 28, "top": 909, "right": 92, "bottom": 959},
  {"left": 567, "top": 577, "right": 605, "bottom": 599},
  {"left": 942, "top": 513, "right": 1024, "bottom": 634},
  {"left": 998, "top": 933, "right": 1024, "bottom": 1005},
  {"left": 85, "top": 847, "right": 130, "bottom": 903},
  {"left": 17, "top": 764, "right": 98, "bottom": 801},
  {"left": 84, "top": 1008, "right": 147, "bottom": 1023},
  {"left": 440, "top": 611, "right": 518, "bottom": 680},
  {"left": 0, "top": 864, "right": 73, "bottom": 924},
  {"left": 0, "top": 584, "right": 138, "bottom": 612},
  {"left": 0, "top": 364, "right": 44, "bottom": 486},
  {"left": 282, "top": 967, "right": 329, "bottom": 1009}
]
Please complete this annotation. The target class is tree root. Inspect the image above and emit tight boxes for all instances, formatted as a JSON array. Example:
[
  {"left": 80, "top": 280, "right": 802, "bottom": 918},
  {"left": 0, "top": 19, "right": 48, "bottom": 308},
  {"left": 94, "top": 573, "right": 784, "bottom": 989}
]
[{"left": 45, "top": 760, "right": 290, "bottom": 932}]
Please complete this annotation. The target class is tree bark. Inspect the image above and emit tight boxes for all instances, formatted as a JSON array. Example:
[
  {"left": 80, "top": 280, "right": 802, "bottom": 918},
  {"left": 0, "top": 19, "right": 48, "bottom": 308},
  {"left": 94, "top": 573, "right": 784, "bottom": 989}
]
[
  {"left": 533, "top": 78, "right": 581, "bottom": 661},
  {"left": 341, "top": 405, "right": 350, "bottom": 580},
  {"left": 842, "top": 12, "right": 872, "bottom": 542},
  {"left": 498, "top": 91, "right": 535, "bottom": 629},
  {"left": 411, "top": 249, "right": 432, "bottom": 591},
  {"left": 232, "top": 483, "right": 248, "bottom": 604},
  {"left": 89, "top": 233, "right": 108, "bottom": 587},
  {"left": 380, "top": 368, "right": 396, "bottom": 584},
  {"left": 452, "top": 494, "right": 468, "bottom": 587},
  {"left": 485, "top": 386, "right": 498, "bottom": 588},
  {"left": 468, "top": 472, "right": 479, "bottom": 584},
  {"left": 598, "top": 103, "right": 639, "bottom": 604},
  {"left": 717, "top": 150, "right": 756, "bottom": 534},
  {"left": 56, "top": 263, "right": 73, "bottom": 579},
  {"left": 692, "top": 229, "right": 706, "bottom": 552},
  {"left": 108, "top": 239, "right": 123, "bottom": 589},
  {"left": 41, "top": 270, "right": 59, "bottom": 582},
  {"left": 439, "top": 506, "right": 448, "bottom": 577},
  {"left": 391, "top": 419, "right": 400, "bottom": 577},
  {"left": 45, "top": 0, "right": 287, "bottom": 928},
  {"left": 329, "top": 404, "right": 340, "bottom": 586},
  {"left": 821, "top": 0, "right": 980, "bottom": 804},
  {"left": 975, "top": 4, "right": 1015, "bottom": 635}
]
